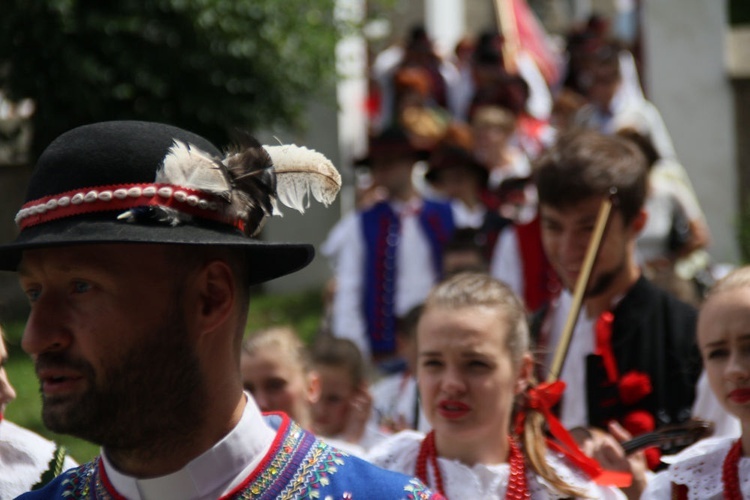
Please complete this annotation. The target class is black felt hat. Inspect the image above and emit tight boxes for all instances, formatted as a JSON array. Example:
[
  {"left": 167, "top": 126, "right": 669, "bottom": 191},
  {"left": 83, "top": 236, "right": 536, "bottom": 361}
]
[
  {"left": 424, "top": 145, "right": 489, "bottom": 187},
  {"left": 0, "top": 121, "right": 323, "bottom": 284},
  {"left": 353, "top": 127, "right": 429, "bottom": 167}
]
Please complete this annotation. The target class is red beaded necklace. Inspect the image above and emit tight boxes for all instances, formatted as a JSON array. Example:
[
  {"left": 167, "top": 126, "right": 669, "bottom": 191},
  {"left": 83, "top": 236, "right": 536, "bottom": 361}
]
[
  {"left": 415, "top": 431, "right": 529, "bottom": 499},
  {"left": 722, "top": 439, "right": 743, "bottom": 500}
]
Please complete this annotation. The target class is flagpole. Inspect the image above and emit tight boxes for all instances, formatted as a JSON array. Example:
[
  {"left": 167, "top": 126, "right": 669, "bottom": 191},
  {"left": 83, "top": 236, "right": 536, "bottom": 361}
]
[{"left": 494, "top": 0, "right": 519, "bottom": 74}]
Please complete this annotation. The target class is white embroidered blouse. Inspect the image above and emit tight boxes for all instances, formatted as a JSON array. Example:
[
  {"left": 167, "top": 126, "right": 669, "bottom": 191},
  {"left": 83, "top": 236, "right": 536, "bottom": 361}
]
[
  {"left": 366, "top": 430, "right": 624, "bottom": 499},
  {"left": 642, "top": 437, "right": 750, "bottom": 499}
]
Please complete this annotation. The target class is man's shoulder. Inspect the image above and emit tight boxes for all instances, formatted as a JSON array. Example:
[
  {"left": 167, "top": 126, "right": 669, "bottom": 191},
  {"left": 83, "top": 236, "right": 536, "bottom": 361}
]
[
  {"left": 326, "top": 448, "right": 440, "bottom": 498},
  {"left": 621, "top": 275, "right": 697, "bottom": 319},
  {"left": 15, "top": 461, "right": 95, "bottom": 500},
  {"left": 257, "top": 413, "right": 441, "bottom": 499}
]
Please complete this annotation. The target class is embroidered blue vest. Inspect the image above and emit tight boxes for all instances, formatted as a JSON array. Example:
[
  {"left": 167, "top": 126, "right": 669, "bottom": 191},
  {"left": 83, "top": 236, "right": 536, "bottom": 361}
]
[
  {"left": 18, "top": 413, "right": 442, "bottom": 499},
  {"left": 361, "top": 199, "right": 454, "bottom": 355}
]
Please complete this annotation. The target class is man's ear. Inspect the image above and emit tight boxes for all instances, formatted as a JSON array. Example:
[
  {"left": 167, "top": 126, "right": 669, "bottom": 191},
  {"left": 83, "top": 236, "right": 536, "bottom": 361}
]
[
  {"left": 191, "top": 260, "right": 236, "bottom": 336},
  {"left": 307, "top": 371, "right": 321, "bottom": 404},
  {"left": 514, "top": 353, "right": 534, "bottom": 395},
  {"left": 630, "top": 208, "right": 648, "bottom": 235}
]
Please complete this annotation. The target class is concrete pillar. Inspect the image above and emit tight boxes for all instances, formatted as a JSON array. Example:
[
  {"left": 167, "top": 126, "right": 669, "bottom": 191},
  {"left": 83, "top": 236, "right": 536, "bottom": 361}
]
[{"left": 642, "top": 0, "right": 739, "bottom": 264}]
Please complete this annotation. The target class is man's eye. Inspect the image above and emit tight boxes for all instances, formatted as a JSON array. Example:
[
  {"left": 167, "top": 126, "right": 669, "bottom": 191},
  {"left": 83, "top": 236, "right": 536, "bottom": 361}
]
[
  {"left": 266, "top": 379, "right": 287, "bottom": 392},
  {"left": 24, "top": 287, "right": 41, "bottom": 302},
  {"left": 421, "top": 359, "right": 442, "bottom": 369},
  {"left": 706, "top": 349, "right": 728, "bottom": 360},
  {"left": 72, "top": 281, "right": 92, "bottom": 293}
]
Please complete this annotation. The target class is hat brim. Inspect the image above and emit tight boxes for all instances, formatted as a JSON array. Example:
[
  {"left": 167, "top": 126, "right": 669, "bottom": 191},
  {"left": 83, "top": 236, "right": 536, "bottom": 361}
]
[{"left": 0, "top": 218, "right": 314, "bottom": 286}]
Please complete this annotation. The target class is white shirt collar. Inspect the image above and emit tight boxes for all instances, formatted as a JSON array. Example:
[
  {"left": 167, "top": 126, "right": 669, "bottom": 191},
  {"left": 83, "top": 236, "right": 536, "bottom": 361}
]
[
  {"left": 389, "top": 197, "right": 423, "bottom": 217},
  {"left": 102, "top": 393, "right": 275, "bottom": 500}
]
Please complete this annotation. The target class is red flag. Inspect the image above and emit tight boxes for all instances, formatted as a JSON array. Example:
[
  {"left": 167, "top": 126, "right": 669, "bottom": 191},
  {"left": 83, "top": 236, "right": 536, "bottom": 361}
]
[{"left": 497, "top": 0, "right": 562, "bottom": 86}]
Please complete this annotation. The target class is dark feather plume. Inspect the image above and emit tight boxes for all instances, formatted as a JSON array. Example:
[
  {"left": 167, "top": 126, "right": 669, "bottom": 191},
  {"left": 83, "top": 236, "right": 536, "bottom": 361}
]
[{"left": 222, "top": 133, "right": 277, "bottom": 236}]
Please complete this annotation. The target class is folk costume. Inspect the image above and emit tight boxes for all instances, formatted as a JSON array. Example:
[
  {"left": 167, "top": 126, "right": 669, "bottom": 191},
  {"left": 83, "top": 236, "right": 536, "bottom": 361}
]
[
  {"left": 641, "top": 437, "right": 750, "bottom": 499},
  {"left": 21, "top": 399, "right": 439, "bottom": 500},
  {"left": 1, "top": 121, "right": 441, "bottom": 500},
  {"left": 531, "top": 276, "right": 703, "bottom": 465},
  {"left": 0, "top": 420, "right": 78, "bottom": 497},
  {"left": 325, "top": 196, "right": 453, "bottom": 360},
  {"left": 367, "top": 431, "right": 624, "bottom": 499},
  {"left": 573, "top": 80, "right": 677, "bottom": 161},
  {"left": 324, "top": 126, "right": 454, "bottom": 360},
  {"left": 490, "top": 216, "right": 560, "bottom": 312},
  {"left": 371, "top": 371, "right": 430, "bottom": 433}
]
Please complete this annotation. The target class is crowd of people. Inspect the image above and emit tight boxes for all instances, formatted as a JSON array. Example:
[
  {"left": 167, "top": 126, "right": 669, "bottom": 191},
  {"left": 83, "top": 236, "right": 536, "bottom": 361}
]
[{"left": 0, "top": 13, "right": 744, "bottom": 500}]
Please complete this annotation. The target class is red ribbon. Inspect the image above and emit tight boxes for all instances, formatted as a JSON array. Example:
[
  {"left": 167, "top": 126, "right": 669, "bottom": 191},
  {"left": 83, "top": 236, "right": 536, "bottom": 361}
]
[
  {"left": 595, "top": 311, "right": 619, "bottom": 383},
  {"left": 515, "top": 380, "right": 632, "bottom": 488},
  {"left": 16, "top": 183, "right": 242, "bottom": 231}
]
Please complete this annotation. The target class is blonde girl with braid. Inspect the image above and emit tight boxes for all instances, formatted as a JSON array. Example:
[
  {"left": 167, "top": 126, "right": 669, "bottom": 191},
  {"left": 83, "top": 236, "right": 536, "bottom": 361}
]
[{"left": 368, "top": 272, "right": 626, "bottom": 498}]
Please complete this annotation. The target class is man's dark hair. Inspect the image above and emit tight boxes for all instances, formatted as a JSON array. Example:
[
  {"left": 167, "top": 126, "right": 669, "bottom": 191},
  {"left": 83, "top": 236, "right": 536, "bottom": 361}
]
[{"left": 534, "top": 129, "right": 648, "bottom": 224}]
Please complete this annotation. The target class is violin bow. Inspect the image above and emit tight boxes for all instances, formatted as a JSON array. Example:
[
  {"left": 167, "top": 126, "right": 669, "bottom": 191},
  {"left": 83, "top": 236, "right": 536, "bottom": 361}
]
[
  {"left": 621, "top": 419, "right": 714, "bottom": 455},
  {"left": 547, "top": 190, "right": 617, "bottom": 383}
]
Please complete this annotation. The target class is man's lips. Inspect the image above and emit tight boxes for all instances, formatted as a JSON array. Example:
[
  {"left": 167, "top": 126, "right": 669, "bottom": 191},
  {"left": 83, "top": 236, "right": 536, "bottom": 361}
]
[
  {"left": 37, "top": 368, "right": 85, "bottom": 396},
  {"left": 728, "top": 388, "right": 750, "bottom": 404},
  {"left": 437, "top": 400, "right": 470, "bottom": 419}
]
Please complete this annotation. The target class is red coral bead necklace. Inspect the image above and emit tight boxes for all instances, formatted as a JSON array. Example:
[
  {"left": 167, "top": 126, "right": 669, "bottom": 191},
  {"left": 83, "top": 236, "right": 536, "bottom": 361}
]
[
  {"left": 416, "top": 431, "right": 529, "bottom": 499},
  {"left": 722, "top": 439, "right": 743, "bottom": 500}
]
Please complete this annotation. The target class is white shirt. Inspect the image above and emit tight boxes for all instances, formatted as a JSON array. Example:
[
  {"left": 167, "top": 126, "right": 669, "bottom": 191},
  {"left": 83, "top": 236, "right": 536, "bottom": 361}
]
[
  {"left": 490, "top": 227, "right": 524, "bottom": 302},
  {"left": 574, "top": 87, "right": 677, "bottom": 161},
  {"left": 323, "top": 200, "right": 439, "bottom": 359},
  {"left": 103, "top": 395, "right": 275, "bottom": 500},
  {"left": 642, "top": 437, "right": 750, "bottom": 499},
  {"left": 319, "top": 421, "right": 389, "bottom": 457},
  {"left": 367, "top": 430, "right": 624, "bottom": 499},
  {"left": 371, "top": 372, "right": 430, "bottom": 433},
  {"left": 0, "top": 420, "right": 78, "bottom": 498},
  {"left": 540, "top": 290, "right": 597, "bottom": 429},
  {"left": 450, "top": 199, "right": 486, "bottom": 229}
]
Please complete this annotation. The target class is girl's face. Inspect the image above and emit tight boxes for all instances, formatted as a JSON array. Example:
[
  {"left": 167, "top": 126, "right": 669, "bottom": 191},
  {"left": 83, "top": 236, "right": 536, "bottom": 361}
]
[
  {"left": 309, "top": 365, "right": 357, "bottom": 437},
  {"left": 417, "top": 305, "right": 526, "bottom": 449},
  {"left": 240, "top": 346, "right": 311, "bottom": 423},
  {"left": 698, "top": 287, "right": 750, "bottom": 422}
]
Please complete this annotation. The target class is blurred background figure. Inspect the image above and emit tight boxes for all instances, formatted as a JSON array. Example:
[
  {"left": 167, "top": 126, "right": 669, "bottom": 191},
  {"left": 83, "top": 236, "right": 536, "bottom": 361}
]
[
  {"left": 423, "top": 123, "right": 494, "bottom": 229},
  {"left": 617, "top": 127, "right": 710, "bottom": 305},
  {"left": 371, "top": 305, "right": 430, "bottom": 434},
  {"left": 441, "top": 228, "right": 490, "bottom": 277},
  {"left": 323, "top": 127, "right": 454, "bottom": 367},
  {"left": 642, "top": 266, "right": 750, "bottom": 498},
  {"left": 470, "top": 105, "right": 531, "bottom": 193},
  {"left": 0, "top": 330, "right": 77, "bottom": 497},
  {"left": 241, "top": 326, "right": 316, "bottom": 430},
  {"left": 308, "top": 337, "right": 385, "bottom": 453},
  {"left": 573, "top": 41, "right": 676, "bottom": 161},
  {"left": 392, "top": 66, "right": 451, "bottom": 152}
]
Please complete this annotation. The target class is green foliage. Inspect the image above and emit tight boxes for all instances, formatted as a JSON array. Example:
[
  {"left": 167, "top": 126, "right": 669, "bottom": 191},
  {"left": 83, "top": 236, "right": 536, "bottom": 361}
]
[
  {"left": 0, "top": 0, "right": 339, "bottom": 156},
  {"left": 246, "top": 288, "right": 324, "bottom": 344}
]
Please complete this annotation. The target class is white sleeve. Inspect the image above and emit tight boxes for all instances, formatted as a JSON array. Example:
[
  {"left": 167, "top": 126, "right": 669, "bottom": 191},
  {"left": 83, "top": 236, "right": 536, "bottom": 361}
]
[
  {"left": 516, "top": 51, "right": 553, "bottom": 121},
  {"left": 329, "top": 214, "right": 370, "bottom": 359},
  {"left": 490, "top": 228, "right": 525, "bottom": 301},
  {"left": 639, "top": 470, "right": 673, "bottom": 500},
  {"left": 651, "top": 159, "right": 705, "bottom": 221},
  {"left": 691, "top": 370, "right": 741, "bottom": 438},
  {"left": 642, "top": 102, "right": 677, "bottom": 160}
]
